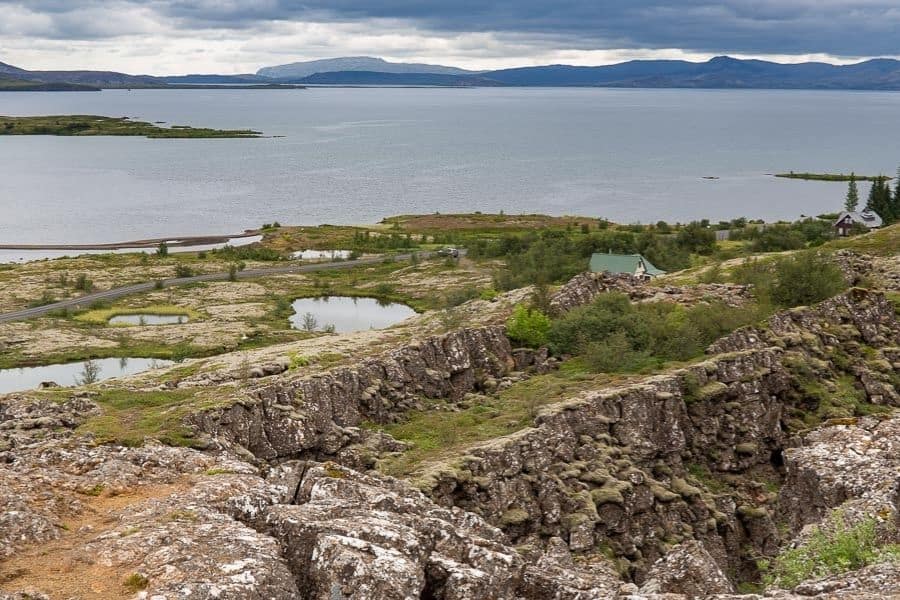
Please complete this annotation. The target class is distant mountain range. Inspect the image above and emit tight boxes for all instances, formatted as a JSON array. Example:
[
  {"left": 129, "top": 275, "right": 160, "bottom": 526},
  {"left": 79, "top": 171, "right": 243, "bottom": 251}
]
[
  {"left": 5, "top": 56, "right": 900, "bottom": 91},
  {"left": 256, "top": 56, "right": 476, "bottom": 79}
]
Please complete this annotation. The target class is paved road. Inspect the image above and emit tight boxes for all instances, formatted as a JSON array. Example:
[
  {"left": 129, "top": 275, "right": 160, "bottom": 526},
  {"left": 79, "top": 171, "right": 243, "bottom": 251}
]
[{"left": 0, "top": 250, "right": 460, "bottom": 324}]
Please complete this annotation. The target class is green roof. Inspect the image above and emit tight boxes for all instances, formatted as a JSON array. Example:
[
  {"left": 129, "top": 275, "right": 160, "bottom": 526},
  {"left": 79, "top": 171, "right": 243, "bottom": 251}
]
[{"left": 589, "top": 253, "right": 665, "bottom": 277}]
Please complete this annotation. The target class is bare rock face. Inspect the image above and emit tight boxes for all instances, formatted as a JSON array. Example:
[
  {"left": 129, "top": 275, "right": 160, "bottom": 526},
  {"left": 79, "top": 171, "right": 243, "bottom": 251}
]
[
  {"left": 188, "top": 326, "right": 546, "bottom": 460},
  {"left": 85, "top": 473, "right": 301, "bottom": 599},
  {"left": 791, "top": 562, "right": 900, "bottom": 598},
  {"left": 261, "top": 462, "right": 623, "bottom": 600},
  {"left": 639, "top": 540, "right": 734, "bottom": 596},
  {"left": 778, "top": 415, "right": 900, "bottom": 536}
]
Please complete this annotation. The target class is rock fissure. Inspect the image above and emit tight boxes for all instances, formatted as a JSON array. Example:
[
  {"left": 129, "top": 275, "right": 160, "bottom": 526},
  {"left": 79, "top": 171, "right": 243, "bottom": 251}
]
[{"left": 3, "top": 263, "right": 900, "bottom": 599}]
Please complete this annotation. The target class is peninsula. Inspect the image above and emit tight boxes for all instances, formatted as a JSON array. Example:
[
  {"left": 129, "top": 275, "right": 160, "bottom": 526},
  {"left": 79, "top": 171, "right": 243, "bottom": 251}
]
[
  {"left": 0, "top": 115, "right": 263, "bottom": 138},
  {"left": 775, "top": 171, "right": 892, "bottom": 182}
]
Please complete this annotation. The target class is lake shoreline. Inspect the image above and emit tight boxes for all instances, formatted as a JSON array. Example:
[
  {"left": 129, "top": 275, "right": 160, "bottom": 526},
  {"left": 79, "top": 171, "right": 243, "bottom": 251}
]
[{"left": 0, "top": 231, "right": 261, "bottom": 251}]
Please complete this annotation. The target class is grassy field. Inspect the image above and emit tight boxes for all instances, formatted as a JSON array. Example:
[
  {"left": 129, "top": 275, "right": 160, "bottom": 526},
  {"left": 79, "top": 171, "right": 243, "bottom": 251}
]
[{"left": 0, "top": 115, "right": 262, "bottom": 138}]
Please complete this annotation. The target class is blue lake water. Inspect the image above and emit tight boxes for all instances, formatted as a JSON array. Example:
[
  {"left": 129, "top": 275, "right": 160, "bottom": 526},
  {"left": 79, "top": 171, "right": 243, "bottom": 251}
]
[{"left": 1, "top": 87, "right": 899, "bottom": 244}]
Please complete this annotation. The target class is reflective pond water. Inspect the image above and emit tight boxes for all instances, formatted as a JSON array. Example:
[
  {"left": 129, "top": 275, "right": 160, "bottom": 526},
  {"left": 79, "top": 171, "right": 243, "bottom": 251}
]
[
  {"left": 0, "top": 357, "right": 174, "bottom": 394},
  {"left": 109, "top": 314, "right": 190, "bottom": 326},
  {"left": 289, "top": 296, "right": 416, "bottom": 333}
]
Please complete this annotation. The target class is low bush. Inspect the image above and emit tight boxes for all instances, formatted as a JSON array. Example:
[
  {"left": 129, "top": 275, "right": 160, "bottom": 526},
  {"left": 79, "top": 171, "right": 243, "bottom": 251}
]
[
  {"left": 210, "top": 245, "right": 283, "bottom": 262},
  {"left": 442, "top": 285, "right": 480, "bottom": 307},
  {"left": 760, "top": 513, "right": 900, "bottom": 589},
  {"left": 771, "top": 252, "right": 847, "bottom": 308},
  {"left": 730, "top": 252, "right": 846, "bottom": 309},
  {"left": 506, "top": 304, "right": 551, "bottom": 348}
]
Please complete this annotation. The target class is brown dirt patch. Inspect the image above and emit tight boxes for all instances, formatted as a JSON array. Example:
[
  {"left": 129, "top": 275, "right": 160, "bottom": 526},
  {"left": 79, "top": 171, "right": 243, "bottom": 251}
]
[{"left": 0, "top": 480, "right": 191, "bottom": 600}]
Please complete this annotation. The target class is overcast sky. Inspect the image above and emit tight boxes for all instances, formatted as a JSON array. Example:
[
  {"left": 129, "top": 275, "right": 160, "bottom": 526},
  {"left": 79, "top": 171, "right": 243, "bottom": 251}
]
[{"left": 2, "top": 1, "right": 900, "bottom": 74}]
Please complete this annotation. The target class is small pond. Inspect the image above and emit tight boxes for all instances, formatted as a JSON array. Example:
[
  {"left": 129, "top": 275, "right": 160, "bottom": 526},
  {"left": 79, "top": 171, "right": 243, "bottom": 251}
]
[
  {"left": 109, "top": 314, "right": 190, "bottom": 326},
  {"left": 0, "top": 357, "right": 174, "bottom": 394},
  {"left": 289, "top": 296, "right": 416, "bottom": 333}
]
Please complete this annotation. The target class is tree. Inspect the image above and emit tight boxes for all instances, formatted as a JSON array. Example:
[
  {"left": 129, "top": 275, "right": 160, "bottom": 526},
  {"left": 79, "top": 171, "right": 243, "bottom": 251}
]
[
  {"left": 844, "top": 174, "right": 859, "bottom": 212},
  {"left": 156, "top": 241, "right": 169, "bottom": 257},
  {"left": 867, "top": 176, "right": 892, "bottom": 222},
  {"left": 300, "top": 312, "right": 318, "bottom": 332},
  {"left": 888, "top": 166, "right": 900, "bottom": 225},
  {"left": 77, "top": 359, "right": 101, "bottom": 385}
]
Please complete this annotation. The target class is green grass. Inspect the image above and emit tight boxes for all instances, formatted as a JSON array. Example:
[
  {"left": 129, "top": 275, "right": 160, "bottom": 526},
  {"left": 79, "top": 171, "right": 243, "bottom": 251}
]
[
  {"left": 0, "top": 115, "right": 261, "bottom": 138},
  {"left": 73, "top": 388, "right": 202, "bottom": 447},
  {"left": 774, "top": 172, "right": 891, "bottom": 182},
  {"left": 826, "top": 222, "right": 899, "bottom": 256},
  {"left": 73, "top": 304, "right": 200, "bottom": 325},
  {"left": 373, "top": 366, "right": 623, "bottom": 478},
  {"left": 760, "top": 513, "right": 900, "bottom": 589}
]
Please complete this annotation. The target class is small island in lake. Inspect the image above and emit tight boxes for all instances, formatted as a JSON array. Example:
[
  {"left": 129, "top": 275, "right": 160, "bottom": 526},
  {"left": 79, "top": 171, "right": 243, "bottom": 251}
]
[
  {"left": 0, "top": 115, "right": 262, "bottom": 138},
  {"left": 774, "top": 171, "right": 891, "bottom": 182}
]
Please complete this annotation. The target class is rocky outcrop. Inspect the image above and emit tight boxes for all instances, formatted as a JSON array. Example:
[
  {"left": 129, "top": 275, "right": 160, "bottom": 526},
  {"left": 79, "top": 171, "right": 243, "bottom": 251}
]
[
  {"left": 639, "top": 539, "right": 735, "bottom": 596},
  {"left": 550, "top": 271, "right": 751, "bottom": 314},
  {"left": 261, "top": 462, "right": 623, "bottom": 599},
  {"left": 416, "top": 289, "right": 900, "bottom": 584},
  {"left": 2, "top": 272, "right": 898, "bottom": 599},
  {"left": 419, "top": 348, "right": 791, "bottom": 582},
  {"left": 777, "top": 415, "right": 900, "bottom": 537},
  {"left": 188, "top": 326, "right": 548, "bottom": 460}
]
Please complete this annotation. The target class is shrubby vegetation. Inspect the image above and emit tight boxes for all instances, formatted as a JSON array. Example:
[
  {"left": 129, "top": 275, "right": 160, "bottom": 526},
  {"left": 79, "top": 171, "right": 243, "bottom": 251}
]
[
  {"left": 210, "top": 244, "right": 283, "bottom": 262},
  {"left": 731, "top": 252, "right": 847, "bottom": 308},
  {"left": 351, "top": 230, "right": 416, "bottom": 252},
  {"left": 546, "top": 293, "right": 764, "bottom": 373},
  {"left": 506, "top": 304, "right": 551, "bottom": 348},
  {"left": 472, "top": 224, "right": 717, "bottom": 290},
  {"left": 519, "top": 250, "right": 845, "bottom": 375},
  {"left": 732, "top": 219, "right": 834, "bottom": 252},
  {"left": 760, "top": 513, "right": 900, "bottom": 589}
]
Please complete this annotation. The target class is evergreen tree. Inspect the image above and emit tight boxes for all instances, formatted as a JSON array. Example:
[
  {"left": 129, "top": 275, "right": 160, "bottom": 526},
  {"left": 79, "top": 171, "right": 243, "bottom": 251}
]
[
  {"left": 844, "top": 174, "right": 859, "bottom": 212},
  {"left": 867, "top": 176, "right": 892, "bottom": 222},
  {"left": 890, "top": 166, "right": 900, "bottom": 224}
]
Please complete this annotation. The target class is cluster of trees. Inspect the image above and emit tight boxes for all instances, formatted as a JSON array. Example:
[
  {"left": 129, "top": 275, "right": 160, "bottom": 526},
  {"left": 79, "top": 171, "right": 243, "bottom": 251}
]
[
  {"left": 729, "top": 218, "right": 834, "bottom": 252},
  {"left": 506, "top": 251, "right": 847, "bottom": 374},
  {"left": 506, "top": 289, "right": 764, "bottom": 372},
  {"left": 845, "top": 171, "right": 900, "bottom": 224},
  {"left": 470, "top": 224, "right": 717, "bottom": 290}
]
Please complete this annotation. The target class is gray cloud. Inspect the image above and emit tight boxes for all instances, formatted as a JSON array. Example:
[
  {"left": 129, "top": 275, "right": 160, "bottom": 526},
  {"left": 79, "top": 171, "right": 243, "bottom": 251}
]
[
  {"left": 2, "top": 1, "right": 899, "bottom": 62},
  {"left": 155, "top": 1, "right": 900, "bottom": 57}
]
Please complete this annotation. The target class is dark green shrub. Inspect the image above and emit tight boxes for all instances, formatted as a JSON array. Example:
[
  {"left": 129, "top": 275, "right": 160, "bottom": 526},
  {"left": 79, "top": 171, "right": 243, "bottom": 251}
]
[{"left": 771, "top": 253, "right": 846, "bottom": 308}]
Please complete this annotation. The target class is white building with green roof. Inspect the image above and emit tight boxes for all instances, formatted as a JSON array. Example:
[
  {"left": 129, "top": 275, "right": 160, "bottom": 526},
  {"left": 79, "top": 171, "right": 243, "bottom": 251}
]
[{"left": 589, "top": 252, "right": 666, "bottom": 280}]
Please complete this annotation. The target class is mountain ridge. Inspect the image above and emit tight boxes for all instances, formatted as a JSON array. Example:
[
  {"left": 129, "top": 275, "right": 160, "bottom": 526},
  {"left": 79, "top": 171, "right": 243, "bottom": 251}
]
[
  {"left": 257, "top": 56, "right": 476, "bottom": 79},
  {"left": 5, "top": 56, "right": 900, "bottom": 90}
]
